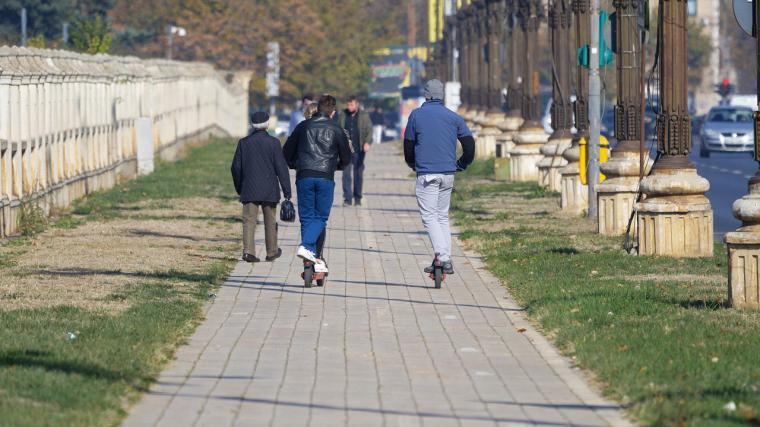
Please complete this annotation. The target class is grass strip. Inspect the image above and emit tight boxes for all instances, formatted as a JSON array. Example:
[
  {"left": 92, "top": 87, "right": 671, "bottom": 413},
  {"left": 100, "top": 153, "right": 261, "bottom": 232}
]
[
  {"left": 451, "top": 166, "right": 760, "bottom": 426},
  {"left": 0, "top": 138, "right": 239, "bottom": 426}
]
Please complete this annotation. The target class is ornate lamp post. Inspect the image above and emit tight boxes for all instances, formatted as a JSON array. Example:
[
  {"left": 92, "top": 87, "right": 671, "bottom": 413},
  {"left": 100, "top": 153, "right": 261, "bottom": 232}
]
[
  {"left": 725, "top": 0, "right": 760, "bottom": 306},
  {"left": 560, "top": 0, "right": 590, "bottom": 213},
  {"left": 478, "top": 0, "right": 508, "bottom": 159},
  {"left": 509, "top": 0, "right": 547, "bottom": 182},
  {"left": 596, "top": 0, "right": 646, "bottom": 234},
  {"left": 537, "top": 0, "right": 573, "bottom": 191},
  {"left": 636, "top": 0, "right": 712, "bottom": 257}
]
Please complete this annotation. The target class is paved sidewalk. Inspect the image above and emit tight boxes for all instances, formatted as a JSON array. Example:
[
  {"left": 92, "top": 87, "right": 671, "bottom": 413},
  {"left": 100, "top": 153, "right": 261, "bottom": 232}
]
[{"left": 124, "top": 144, "right": 629, "bottom": 427}]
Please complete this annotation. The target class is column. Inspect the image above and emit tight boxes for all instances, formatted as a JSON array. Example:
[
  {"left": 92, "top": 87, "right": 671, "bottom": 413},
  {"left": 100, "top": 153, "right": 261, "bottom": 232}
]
[
  {"left": 597, "top": 0, "right": 646, "bottom": 235},
  {"left": 457, "top": 8, "right": 471, "bottom": 117},
  {"left": 478, "top": 0, "right": 507, "bottom": 160},
  {"left": 560, "top": 0, "right": 591, "bottom": 213},
  {"left": 538, "top": 0, "right": 573, "bottom": 191},
  {"left": 636, "top": 0, "right": 712, "bottom": 257},
  {"left": 509, "top": 0, "right": 547, "bottom": 182}
]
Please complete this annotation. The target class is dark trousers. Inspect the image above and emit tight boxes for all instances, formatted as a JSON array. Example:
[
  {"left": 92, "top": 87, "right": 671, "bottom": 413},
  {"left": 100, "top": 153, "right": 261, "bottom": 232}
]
[
  {"left": 296, "top": 177, "right": 335, "bottom": 253},
  {"left": 242, "top": 202, "right": 278, "bottom": 257},
  {"left": 342, "top": 152, "right": 365, "bottom": 202}
]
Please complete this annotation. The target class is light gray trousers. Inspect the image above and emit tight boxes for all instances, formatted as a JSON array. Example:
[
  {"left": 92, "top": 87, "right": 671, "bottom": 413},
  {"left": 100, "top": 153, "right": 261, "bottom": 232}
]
[{"left": 415, "top": 174, "right": 455, "bottom": 262}]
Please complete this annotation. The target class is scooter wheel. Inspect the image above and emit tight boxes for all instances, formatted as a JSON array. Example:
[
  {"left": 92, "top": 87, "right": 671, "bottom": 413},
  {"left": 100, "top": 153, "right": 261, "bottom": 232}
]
[
  {"left": 433, "top": 266, "right": 443, "bottom": 289},
  {"left": 304, "top": 266, "right": 314, "bottom": 288}
]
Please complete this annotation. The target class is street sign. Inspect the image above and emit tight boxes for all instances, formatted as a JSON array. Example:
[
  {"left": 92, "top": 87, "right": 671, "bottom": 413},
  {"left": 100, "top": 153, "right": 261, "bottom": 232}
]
[
  {"left": 734, "top": 0, "right": 755, "bottom": 38},
  {"left": 266, "top": 42, "right": 280, "bottom": 98}
]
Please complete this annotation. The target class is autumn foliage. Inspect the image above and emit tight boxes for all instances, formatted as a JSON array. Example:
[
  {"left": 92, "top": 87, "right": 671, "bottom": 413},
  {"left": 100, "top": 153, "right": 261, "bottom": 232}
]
[{"left": 109, "top": 0, "right": 406, "bottom": 104}]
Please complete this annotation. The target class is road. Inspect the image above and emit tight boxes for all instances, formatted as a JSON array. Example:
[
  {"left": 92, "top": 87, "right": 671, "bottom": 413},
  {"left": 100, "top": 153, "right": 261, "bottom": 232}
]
[{"left": 691, "top": 149, "right": 757, "bottom": 239}]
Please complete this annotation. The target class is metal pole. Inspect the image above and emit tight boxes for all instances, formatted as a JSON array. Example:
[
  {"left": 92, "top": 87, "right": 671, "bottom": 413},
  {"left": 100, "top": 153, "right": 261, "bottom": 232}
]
[
  {"left": 587, "top": 0, "right": 601, "bottom": 218},
  {"left": 166, "top": 26, "right": 173, "bottom": 60},
  {"left": 63, "top": 22, "right": 70, "bottom": 44},
  {"left": 21, "top": 8, "right": 27, "bottom": 47}
]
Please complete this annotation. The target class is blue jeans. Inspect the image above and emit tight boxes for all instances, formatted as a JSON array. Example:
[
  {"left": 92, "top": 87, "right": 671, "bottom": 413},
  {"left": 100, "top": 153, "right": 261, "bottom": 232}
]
[{"left": 296, "top": 177, "right": 335, "bottom": 253}]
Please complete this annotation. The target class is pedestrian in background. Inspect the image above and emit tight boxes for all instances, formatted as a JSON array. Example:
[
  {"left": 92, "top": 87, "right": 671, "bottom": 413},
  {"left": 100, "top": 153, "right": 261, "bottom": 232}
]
[
  {"left": 289, "top": 93, "right": 315, "bottom": 136},
  {"left": 336, "top": 95, "right": 373, "bottom": 206},
  {"left": 231, "top": 111, "right": 292, "bottom": 263},
  {"left": 370, "top": 106, "right": 385, "bottom": 144},
  {"left": 403, "top": 79, "right": 475, "bottom": 275}
]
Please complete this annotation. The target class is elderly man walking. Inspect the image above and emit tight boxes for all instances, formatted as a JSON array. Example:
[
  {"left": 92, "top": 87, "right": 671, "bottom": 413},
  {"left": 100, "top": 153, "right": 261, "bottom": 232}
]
[
  {"left": 336, "top": 95, "right": 373, "bottom": 206},
  {"left": 403, "top": 80, "right": 475, "bottom": 274},
  {"left": 231, "top": 111, "right": 292, "bottom": 263}
]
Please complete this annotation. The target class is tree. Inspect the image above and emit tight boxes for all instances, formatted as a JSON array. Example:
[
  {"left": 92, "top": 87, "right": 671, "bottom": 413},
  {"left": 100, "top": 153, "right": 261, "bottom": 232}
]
[
  {"left": 0, "top": 0, "right": 73, "bottom": 46},
  {"left": 686, "top": 20, "right": 711, "bottom": 89},
  {"left": 71, "top": 15, "right": 112, "bottom": 54},
  {"left": 108, "top": 0, "right": 406, "bottom": 104}
]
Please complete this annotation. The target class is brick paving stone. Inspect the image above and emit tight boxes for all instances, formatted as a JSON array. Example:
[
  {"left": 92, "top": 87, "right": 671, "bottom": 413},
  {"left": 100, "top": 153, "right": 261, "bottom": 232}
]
[{"left": 123, "top": 144, "right": 631, "bottom": 427}]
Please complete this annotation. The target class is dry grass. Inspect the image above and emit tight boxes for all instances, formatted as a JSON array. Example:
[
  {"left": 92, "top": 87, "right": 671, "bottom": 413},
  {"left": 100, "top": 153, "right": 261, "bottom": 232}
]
[{"left": 0, "top": 197, "right": 240, "bottom": 312}]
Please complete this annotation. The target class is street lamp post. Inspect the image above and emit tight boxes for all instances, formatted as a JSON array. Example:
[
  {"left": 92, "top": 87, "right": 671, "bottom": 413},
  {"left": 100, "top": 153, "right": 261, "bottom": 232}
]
[
  {"left": 596, "top": 0, "right": 647, "bottom": 235},
  {"left": 509, "top": 0, "right": 548, "bottom": 182},
  {"left": 457, "top": 8, "right": 470, "bottom": 117},
  {"left": 559, "top": 0, "right": 591, "bottom": 213},
  {"left": 635, "top": 0, "right": 713, "bottom": 257},
  {"left": 478, "top": 0, "right": 508, "bottom": 159},
  {"left": 724, "top": 0, "right": 760, "bottom": 307},
  {"left": 537, "top": 0, "right": 573, "bottom": 191}
]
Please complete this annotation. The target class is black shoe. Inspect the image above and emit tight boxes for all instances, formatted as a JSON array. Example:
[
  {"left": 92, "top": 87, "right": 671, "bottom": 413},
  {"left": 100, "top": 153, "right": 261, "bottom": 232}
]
[
  {"left": 343, "top": 199, "right": 353, "bottom": 207},
  {"left": 424, "top": 260, "right": 454, "bottom": 274},
  {"left": 243, "top": 253, "right": 260, "bottom": 263},
  {"left": 265, "top": 248, "right": 283, "bottom": 262},
  {"left": 443, "top": 261, "right": 454, "bottom": 275},
  {"left": 355, "top": 199, "right": 362, "bottom": 206}
]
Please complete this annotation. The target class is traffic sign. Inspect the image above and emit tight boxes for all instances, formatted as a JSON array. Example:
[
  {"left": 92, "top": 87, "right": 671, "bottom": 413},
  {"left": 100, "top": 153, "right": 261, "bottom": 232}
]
[{"left": 734, "top": 0, "right": 755, "bottom": 38}]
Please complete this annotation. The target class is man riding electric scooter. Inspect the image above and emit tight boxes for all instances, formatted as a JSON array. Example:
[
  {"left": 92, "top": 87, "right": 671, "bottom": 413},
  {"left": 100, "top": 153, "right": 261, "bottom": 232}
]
[
  {"left": 283, "top": 94, "right": 352, "bottom": 286},
  {"left": 403, "top": 79, "right": 475, "bottom": 286}
]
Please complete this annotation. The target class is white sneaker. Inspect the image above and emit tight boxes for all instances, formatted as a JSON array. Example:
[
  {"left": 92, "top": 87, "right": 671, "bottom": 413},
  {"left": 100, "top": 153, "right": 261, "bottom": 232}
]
[
  {"left": 314, "top": 262, "right": 329, "bottom": 274},
  {"left": 297, "top": 246, "right": 318, "bottom": 263}
]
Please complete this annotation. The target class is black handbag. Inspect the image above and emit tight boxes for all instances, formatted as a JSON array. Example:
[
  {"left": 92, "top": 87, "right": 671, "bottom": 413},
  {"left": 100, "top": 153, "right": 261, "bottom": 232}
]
[{"left": 280, "top": 199, "right": 296, "bottom": 222}]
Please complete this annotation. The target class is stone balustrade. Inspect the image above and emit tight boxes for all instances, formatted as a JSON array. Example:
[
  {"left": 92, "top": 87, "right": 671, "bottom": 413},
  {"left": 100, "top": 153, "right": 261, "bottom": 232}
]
[{"left": 0, "top": 46, "right": 251, "bottom": 238}]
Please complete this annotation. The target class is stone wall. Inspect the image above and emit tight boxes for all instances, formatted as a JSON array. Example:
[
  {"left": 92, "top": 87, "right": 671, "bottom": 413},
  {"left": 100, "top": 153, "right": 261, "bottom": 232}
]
[{"left": 0, "top": 46, "right": 251, "bottom": 238}]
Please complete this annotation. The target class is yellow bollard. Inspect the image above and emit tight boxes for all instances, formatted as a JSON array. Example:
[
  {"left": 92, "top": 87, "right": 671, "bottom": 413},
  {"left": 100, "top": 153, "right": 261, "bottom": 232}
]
[{"left": 579, "top": 136, "right": 609, "bottom": 185}]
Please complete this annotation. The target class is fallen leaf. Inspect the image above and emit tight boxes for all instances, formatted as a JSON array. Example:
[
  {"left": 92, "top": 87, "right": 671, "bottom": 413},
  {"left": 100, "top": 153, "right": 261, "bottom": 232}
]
[
  {"left": 517, "top": 328, "right": 527, "bottom": 333},
  {"left": 618, "top": 345, "right": 629, "bottom": 353}
]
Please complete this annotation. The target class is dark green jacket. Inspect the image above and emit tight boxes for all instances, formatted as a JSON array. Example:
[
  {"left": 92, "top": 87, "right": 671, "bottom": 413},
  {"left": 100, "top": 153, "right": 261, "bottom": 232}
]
[{"left": 336, "top": 109, "right": 373, "bottom": 152}]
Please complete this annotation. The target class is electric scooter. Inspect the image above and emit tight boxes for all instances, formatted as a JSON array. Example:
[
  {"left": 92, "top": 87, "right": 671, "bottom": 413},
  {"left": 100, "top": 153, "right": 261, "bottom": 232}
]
[
  {"left": 428, "top": 254, "right": 445, "bottom": 289},
  {"left": 302, "top": 230, "right": 327, "bottom": 288}
]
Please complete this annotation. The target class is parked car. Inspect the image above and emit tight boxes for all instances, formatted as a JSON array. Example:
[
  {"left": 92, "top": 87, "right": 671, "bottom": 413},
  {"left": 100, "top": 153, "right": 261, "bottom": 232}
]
[
  {"left": 274, "top": 113, "right": 290, "bottom": 137},
  {"left": 699, "top": 106, "right": 754, "bottom": 157},
  {"left": 541, "top": 96, "right": 577, "bottom": 135}
]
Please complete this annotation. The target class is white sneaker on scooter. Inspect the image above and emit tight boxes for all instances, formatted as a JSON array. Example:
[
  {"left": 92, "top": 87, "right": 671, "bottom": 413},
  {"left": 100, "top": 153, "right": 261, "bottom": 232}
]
[
  {"left": 297, "top": 246, "right": 318, "bottom": 263},
  {"left": 314, "top": 262, "right": 329, "bottom": 274}
]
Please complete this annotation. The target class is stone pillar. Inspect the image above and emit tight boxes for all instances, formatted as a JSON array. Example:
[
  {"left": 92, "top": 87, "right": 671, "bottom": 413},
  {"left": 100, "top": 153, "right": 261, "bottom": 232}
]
[
  {"left": 496, "top": 0, "right": 524, "bottom": 175},
  {"left": 459, "top": 8, "right": 476, "bottom": 123},
  {"left": 636, "top": 0, "right": 712, "bottom": 257},
  {"left": 560, "top": 0, "right": 590, "bottom": 213},
  {"left": 477, "top": 0, "right": 507, "bottom": 159},
  {"left": 538, "top": 0, "right": 573, "bottom": 192},
  {"left": 510, "top": 0, "right": 547, "bottom": 182},
  {"left": 597, "top": 0, "right": 646, "bottom": 235},
  {"left": 725, "top": 0, "right": 760, "bottom": 308}
]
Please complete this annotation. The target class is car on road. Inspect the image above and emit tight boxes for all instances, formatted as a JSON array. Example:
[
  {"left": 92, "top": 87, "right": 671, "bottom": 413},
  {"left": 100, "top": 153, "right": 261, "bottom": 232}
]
[
  {"left": 274, "top": 113, "right": 290, "bottom": 137},
  {"left": 699, "top": 106, "right": 754, "bottom": 157}
]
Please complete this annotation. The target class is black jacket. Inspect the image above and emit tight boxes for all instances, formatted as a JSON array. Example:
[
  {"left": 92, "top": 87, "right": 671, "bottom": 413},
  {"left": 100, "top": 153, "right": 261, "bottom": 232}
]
[
  {"left": 283, "top": 113, "right": 352, "bottom": 180},
  {"left": 231, "top": 129, "right": 292, "bottom": 204}
]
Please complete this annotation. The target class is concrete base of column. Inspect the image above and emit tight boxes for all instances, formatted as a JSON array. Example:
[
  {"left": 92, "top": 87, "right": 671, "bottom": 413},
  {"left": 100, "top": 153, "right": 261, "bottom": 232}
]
[
  {"left": 724, "top": 178, "right": 760, "bottom": 308},
  {"left": 509, "top": 127, "right": 548, "bottom": 182},
  {"left": 596, "top": 151, "right": 642, "bottom": 235},
  {"left": 636, "top": 168, "right": 713, "bottom": 257},
  {"left": 725, "top": 231, "right": 760, "bottom": 309},
  {"left": 559, "top": 144, "right": 588, "bottom": 214},
  {"left": 537, "top": 137, "right": 571, "bottom": 191}
]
